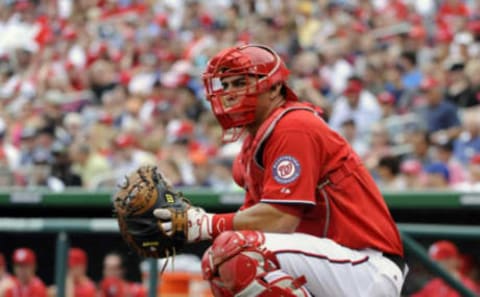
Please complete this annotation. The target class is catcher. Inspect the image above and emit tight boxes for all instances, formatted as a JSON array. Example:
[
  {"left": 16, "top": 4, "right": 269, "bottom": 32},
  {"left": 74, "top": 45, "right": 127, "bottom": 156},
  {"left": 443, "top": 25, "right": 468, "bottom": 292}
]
[{"left": 115, "top": 44, "right": 406, "bottom": 297}]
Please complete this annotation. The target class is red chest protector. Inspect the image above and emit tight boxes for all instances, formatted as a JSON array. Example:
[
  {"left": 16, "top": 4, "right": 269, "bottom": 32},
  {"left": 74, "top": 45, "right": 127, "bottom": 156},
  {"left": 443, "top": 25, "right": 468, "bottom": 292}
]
[{"left": 233, "top": 102, "right": 321, "bottom": 209}]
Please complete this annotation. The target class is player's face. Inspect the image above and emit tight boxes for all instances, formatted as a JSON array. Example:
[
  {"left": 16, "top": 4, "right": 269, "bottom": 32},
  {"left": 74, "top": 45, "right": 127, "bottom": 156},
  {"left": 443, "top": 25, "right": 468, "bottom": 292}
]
[
  {"left": 219, "top": 75, "right": 257, "bottom": 109},
  {"left": 69, "top": 265, "right": 86, "bottom": 279},
  {"left": 103, "top": 255, "right": 123, "bottom": 279},
  {"left": 14, "top": 264, "right": 35, "bottom": 284}
]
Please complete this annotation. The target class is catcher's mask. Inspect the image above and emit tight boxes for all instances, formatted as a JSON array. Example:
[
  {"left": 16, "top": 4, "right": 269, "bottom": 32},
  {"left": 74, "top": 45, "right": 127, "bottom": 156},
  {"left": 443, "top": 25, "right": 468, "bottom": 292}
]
[{"left": 202, "top": 44, "right": 298, "bottom": 142}]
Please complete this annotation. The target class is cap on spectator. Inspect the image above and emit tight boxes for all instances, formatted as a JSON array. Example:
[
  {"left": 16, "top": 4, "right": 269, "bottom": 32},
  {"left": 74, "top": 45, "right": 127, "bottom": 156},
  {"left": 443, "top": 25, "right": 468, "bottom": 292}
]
[
  {"left": 343, "top": 78, "right": 363, "bottom": 95},
  {"left": 435, "top": 28, "right": 454, "bottom": 43},
  {"left": 419, "top": 77, "right": 439, "bottom": 91},
  {"left": 61, "top": 26, "right": 78, "bottom": 40},
  {"left": 400, "top": 159, "right": 422, "bottom": 175},
  {"left": 424, "top": 162, "right": 450, "bottom": 182},
  {"left": 470, "top": 154, "right": 480, "bottom": 165},
  {"left": 68, "top": 248, "right": 87, "bottom": 268},
  {"left": 377, "top": 92, "right": 395, "bottom": 105},
  {"left": 99, "top": 113, "right": 114, "bottom": 125},
  {"left": 409, "top": 25, "right": 426, "bottom": 39},
  {"left": 114, "top": 134, "right": 136, "bottom": 148},
  {"left": 166, "top": 120, "right": 194, "bottom": 143},
  {"left": 428, "top": 240, "right": 459, "bottom": 261},
  {"left": 0, "top": 253, "right": 5, "bottom": 267},
  {"left": 13, "top": 248, "right": 36, "bottom": 265}
]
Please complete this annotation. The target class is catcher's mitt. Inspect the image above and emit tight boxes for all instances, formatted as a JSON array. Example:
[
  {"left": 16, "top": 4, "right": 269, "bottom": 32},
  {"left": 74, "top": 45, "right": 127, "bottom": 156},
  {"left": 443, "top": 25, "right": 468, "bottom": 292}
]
[{"left": 113, "top": 165, "right": 189, "bottom": 258}]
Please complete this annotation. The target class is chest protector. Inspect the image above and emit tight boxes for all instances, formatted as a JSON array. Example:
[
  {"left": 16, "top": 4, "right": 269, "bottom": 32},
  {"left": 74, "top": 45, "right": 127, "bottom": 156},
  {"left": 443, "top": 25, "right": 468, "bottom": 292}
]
[{"left": 233, "top": 102, "right": 322, "bottom": 208}]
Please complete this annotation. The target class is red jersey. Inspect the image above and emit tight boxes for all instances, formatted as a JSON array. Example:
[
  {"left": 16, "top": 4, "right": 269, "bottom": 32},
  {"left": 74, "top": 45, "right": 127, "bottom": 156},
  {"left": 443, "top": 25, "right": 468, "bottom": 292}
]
[
  {"left": 5, "top": 277, "right": 46, "bottom": 297},
  {"left": 233, "top": 102, "right": 403, "bottom": 256},
  {"left": 100, "top": 277, "right": 146, "bottom": 297},
  {"left": 74, "top": 277, "right": 97, "bottom": 297},
  {"left": 412, "top": 276, "right": 479, "bottom": 297}
]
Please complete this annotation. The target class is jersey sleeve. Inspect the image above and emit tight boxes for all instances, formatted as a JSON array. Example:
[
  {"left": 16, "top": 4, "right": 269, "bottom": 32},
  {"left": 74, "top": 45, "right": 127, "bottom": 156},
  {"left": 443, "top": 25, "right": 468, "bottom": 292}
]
[{"left": 260, "top": 125, "right": 322, "bottom": 206}]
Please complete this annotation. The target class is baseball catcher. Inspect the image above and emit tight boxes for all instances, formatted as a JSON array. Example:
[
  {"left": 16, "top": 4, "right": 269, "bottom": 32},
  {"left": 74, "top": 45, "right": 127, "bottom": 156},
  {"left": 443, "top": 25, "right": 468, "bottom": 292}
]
[{"left": 115, "top": 44, "right": 407, "bottom": 297}]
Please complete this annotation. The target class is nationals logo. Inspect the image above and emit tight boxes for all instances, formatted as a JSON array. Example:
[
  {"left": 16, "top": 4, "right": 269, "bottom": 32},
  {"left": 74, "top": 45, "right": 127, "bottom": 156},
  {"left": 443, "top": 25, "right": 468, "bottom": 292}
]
[{"left": 272, "top": 155, "right": 301, "bottom": 184}]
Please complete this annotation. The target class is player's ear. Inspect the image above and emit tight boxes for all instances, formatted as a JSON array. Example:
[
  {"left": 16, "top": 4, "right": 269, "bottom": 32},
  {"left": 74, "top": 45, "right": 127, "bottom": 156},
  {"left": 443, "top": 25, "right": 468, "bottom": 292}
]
[{"left": 269, "top": 83, "right": 282, "bottom": 99}]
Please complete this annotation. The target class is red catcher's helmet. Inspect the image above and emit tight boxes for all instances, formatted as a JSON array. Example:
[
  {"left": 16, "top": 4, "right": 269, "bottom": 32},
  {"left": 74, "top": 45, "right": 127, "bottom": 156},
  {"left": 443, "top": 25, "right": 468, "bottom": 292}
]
[{"left": 203, "top": 44, "right": 297, "bottom": 142}]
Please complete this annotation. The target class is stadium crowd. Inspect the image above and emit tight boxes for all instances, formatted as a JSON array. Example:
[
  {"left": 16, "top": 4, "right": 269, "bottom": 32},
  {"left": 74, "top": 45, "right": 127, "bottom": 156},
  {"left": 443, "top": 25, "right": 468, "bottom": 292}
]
[{"left": 0, "top": 0, "right": 480, "bottom": 192}]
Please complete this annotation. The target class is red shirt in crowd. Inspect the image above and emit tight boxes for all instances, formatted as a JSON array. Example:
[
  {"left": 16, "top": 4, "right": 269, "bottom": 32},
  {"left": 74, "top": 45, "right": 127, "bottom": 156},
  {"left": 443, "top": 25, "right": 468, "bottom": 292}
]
[
  {"left": 5, "top": 277, "right": 47, "bottom": 297},
  {"left": 73, "top": 277, "right": 97, "bottom": 297},
  {"left": 100, "top": 277, "right": 146, "bottom": 297},
  {"left": 233, "top": 102, "right": 403, "bottom": 256},
  {"left": 412, "top": 276, "right": 479, "bottom": 297}
]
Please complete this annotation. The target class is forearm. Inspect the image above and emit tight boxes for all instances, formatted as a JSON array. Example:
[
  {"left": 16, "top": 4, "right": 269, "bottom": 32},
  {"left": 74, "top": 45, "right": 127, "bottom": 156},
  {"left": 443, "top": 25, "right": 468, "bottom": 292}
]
[{"left": 212, "top": 203, "right": 301, "bottom": 236}]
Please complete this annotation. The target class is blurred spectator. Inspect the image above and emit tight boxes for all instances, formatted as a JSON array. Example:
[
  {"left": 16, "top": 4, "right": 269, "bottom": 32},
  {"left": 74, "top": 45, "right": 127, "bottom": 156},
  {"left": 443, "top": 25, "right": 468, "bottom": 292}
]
[
  {"left": 18, "top": 127, "right": 36, "bottom": 167},
  {"left": 329, "top": 76, "right": 382, "bottom": 138},
  {"left": 0, "top": 119, "right": 19, "bottom": 171},
  {"left": 69, "top": 143, "right": 111, "bottom": 189},
  {"left": 400, "top": 159, "right": 424, "bottom": 190},
  {"left": 464, "top": 59, "right": 480, "bottom": 106},
  {"left": 454, "top": 154, "right": 480, "bottom": 191},
  {"left": 398, "top": 51, "right": 423, "bottom": 90},
  {"left": 416, "top": 77, "right": 462, "bottom": 144},
  {"left": 453, "top": 109, "right": 480, "bottom": 164},
  {"left": 423, "top": 162, "right": 451, "bottom": 189},
  {"left": 363, "top": 125, "right": 393, "bottom": 171},
  {"left": 339, "top": 119, "right": 368, "bottom": 158},
  {"left": 111, "top": 134, "right": 156, "bottom": 177},
  {"left": 157, "top": 158, "right": 185, "bottom": 187},
  {"left": 405, "top": 131, "right": 434, "bottom": 166},
  {"left": 50, "top": 142, "right": 82, "bottom": 187},
  {"left": 0, "top": 253, "right": 14, "bottom": 297},
  {"left": 100, "top": 252, "right": 146, "bottom": 297},
  {"left": 432, "top": 141, "right": 467, "bottom": 185},
  {"left": 412, "top": 240, "right": 479, "bottom": 297},
  {"left": 377, "top": 91, "right": 397, "bottom": 119},
  {"left": 445, "top": 62, "right": 478, "bottom": 107},
  {"left": 5, "top": 248, "right": 47, "bottom": 297},
  {"left": 25, "top": 148, "right": 64, "bottom": 192},
  {"left": 376, "top": 155, "right": 405, "bottom": 190}
]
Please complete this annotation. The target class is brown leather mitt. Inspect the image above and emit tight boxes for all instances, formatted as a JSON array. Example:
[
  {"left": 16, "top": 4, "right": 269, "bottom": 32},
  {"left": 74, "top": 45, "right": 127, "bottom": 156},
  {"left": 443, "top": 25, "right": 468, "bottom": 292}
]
[{"left": 113, "top": 165, "right": 189, "bottom": 258}]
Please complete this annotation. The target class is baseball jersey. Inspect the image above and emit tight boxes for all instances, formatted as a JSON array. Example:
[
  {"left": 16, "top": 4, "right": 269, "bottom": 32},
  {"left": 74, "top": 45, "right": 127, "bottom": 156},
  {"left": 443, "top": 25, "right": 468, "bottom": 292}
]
[
  {"left": 5, "top": 277, "right": 47, "bottom": 297},
  {"left": 233, "top": 102, "right": 403, "bottom": 256},
  {"left": 73, "top": 277, "right": 97, "bottom": 297},
  {"left": 100, "top": 278, "right": 146, "bottom": 297}
]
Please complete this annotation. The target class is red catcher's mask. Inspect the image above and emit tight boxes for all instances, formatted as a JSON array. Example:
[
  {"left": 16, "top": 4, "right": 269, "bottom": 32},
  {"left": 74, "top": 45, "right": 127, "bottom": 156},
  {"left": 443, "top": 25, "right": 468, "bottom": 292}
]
[{"left": 202, "top": 44, "right": 297, "bottom": 142}]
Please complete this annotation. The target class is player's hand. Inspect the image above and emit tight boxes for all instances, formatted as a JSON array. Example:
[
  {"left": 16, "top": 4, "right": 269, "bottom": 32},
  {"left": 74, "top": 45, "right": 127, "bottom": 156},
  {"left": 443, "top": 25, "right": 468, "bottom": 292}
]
[{"left": 154, "top": 207, "right": 213, "bottom": 243}]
